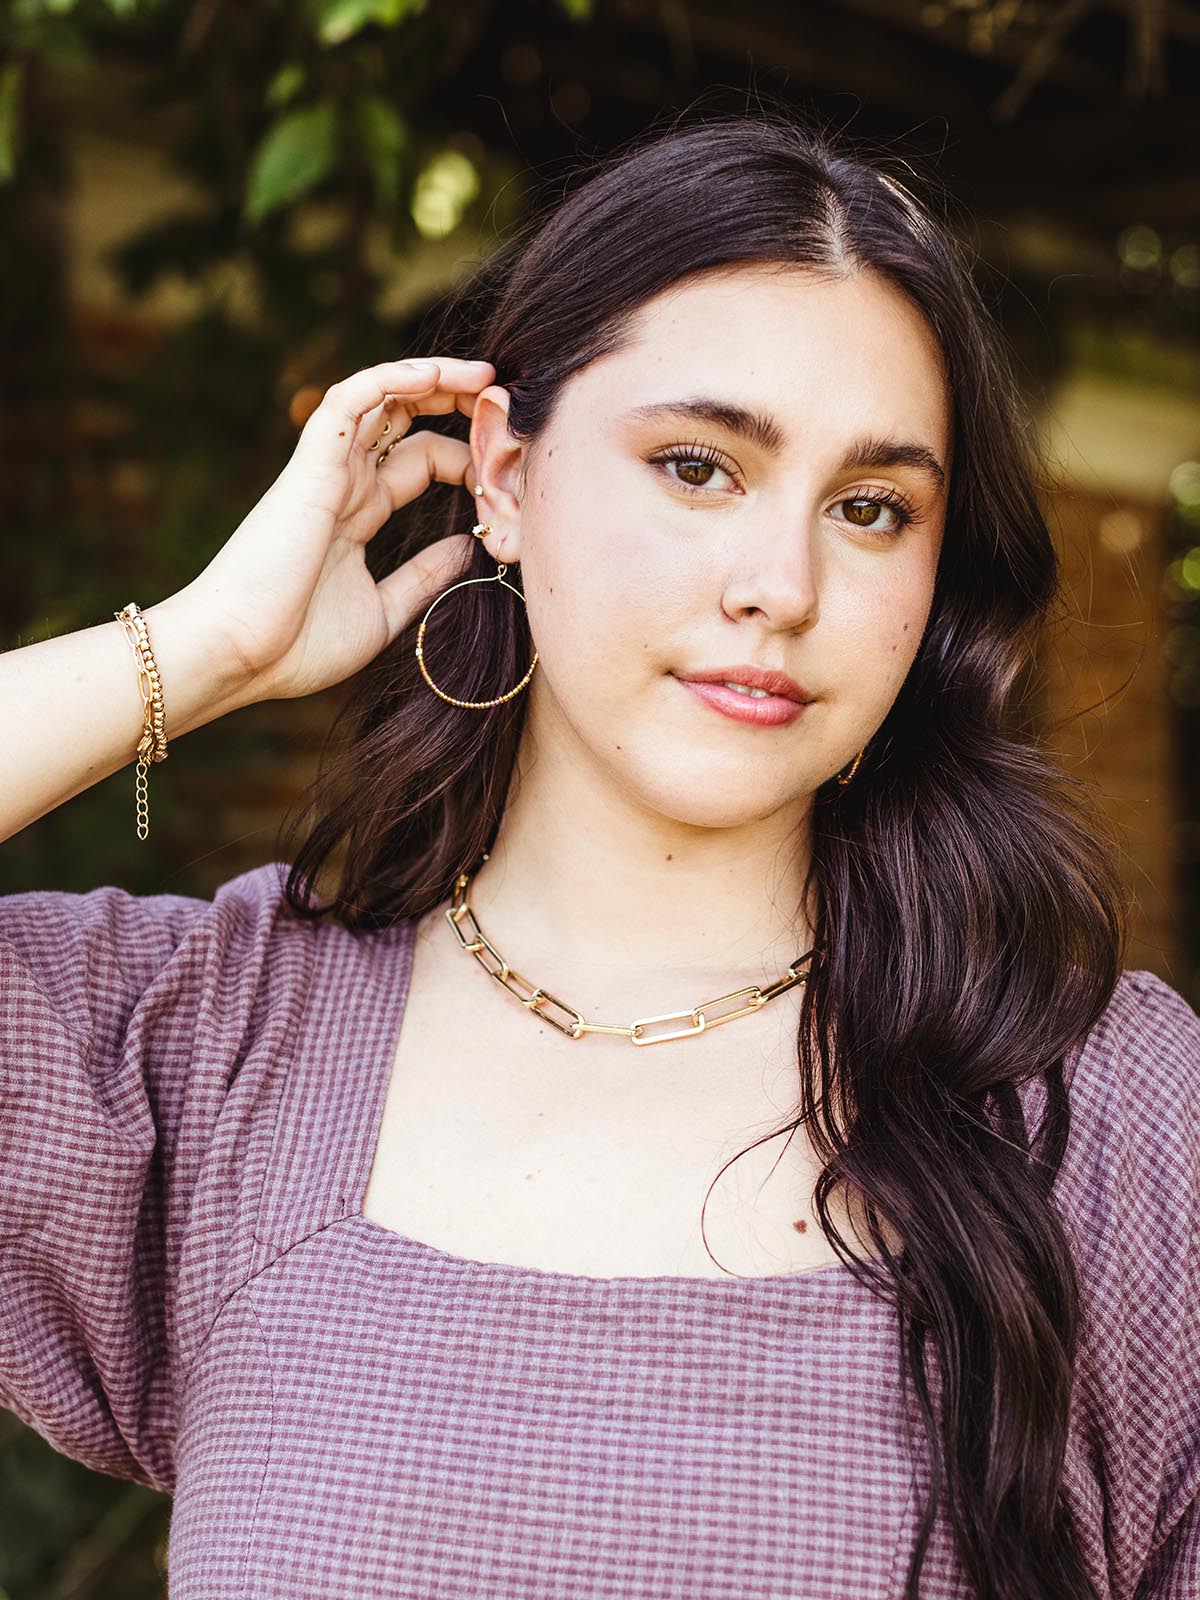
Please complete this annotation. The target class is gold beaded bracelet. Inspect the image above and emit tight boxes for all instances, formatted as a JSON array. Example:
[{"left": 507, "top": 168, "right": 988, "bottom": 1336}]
[{"left": 113, "top": 602, "right": 168, "bottom": 841}]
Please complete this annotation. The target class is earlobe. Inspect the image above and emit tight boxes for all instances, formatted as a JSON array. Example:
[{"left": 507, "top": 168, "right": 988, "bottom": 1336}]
[{"left": 471, "top": 510, "right": 511, "bottom": 566}]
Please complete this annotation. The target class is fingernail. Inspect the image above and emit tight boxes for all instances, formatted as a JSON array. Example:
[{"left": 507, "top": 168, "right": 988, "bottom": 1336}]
[{"left": 404, "top": 360, "right": 439, "bottom": 374}]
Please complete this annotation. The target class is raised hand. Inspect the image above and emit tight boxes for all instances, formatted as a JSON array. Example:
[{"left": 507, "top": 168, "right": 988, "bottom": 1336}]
[{"left": 177, "top": 355, "right": 497, "bottom": 702}]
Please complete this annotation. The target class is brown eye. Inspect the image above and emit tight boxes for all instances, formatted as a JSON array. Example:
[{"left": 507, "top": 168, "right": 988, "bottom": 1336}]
[
  {"left": 843, "top": 499, "right": 886, "bottom": 527},
  {"left": 648, "top": 443, "right": 740, "bottom": 496},
  {"left": 831, "top": 492, "right": 915, "bottom": 539}
]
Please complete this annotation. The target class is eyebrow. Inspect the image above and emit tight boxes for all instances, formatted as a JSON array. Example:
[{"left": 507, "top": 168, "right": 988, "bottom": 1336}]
[{"left": 625, "top": 397, "right": 947, "bottom": 495}]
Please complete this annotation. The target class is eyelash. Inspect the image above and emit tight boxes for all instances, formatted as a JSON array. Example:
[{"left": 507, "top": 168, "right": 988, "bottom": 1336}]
[{"left": 647, "top": 442, "right": 922, "bottom": 536}]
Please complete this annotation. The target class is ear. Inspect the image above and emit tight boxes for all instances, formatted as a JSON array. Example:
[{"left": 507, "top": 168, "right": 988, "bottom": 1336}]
[{"left": 469, "top": 384, "right": 527, "bottom": 566}]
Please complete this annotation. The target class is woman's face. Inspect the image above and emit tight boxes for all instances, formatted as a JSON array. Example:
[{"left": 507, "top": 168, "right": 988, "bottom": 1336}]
[{"left": 473, "top": 263, "right": 951, "bottom": 830}]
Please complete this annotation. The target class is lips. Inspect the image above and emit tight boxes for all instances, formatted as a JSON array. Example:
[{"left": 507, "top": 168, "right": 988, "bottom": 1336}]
[
  {"left": 674, "top": 665, "right": 812, "bottom": 703},
  {"left": 673, "top": 675, "right": 811, "bottom": 728}
]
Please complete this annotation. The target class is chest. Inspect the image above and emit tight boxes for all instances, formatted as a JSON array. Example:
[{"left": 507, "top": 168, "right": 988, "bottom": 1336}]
[{"left": 360, "top": 917, "right": 879, "bottom": 1280}]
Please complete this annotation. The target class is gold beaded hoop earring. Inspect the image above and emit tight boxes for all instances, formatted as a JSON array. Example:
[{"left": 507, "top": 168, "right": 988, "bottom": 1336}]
[
  {"left": 836, "top": 748, "right": 865, "bottom": 785},
  {"left": 415, "top": 520, "right": 539, "bottom": 710}
]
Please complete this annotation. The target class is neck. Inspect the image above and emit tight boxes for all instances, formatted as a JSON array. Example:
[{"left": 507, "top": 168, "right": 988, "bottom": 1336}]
[{"left": 463, "top": 743, "right": 816, "bottom": 1008}]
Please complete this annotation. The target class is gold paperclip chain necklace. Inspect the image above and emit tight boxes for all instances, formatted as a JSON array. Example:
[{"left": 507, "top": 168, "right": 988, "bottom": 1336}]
[{"left": 446, "top": 863, "right": 821, "bottom": 1047}]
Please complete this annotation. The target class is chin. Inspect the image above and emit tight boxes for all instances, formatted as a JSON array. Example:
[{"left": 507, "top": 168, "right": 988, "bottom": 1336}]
[{"left": 623, "top": 761, "right": 810, "bottom": 831}]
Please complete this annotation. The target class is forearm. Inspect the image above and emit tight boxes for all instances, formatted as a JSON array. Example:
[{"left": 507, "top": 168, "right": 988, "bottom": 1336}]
[{"left": 0, "top": 589, "right": 259, "bottom": 843}]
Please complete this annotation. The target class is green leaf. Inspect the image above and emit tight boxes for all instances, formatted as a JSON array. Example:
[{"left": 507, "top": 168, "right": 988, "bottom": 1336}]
[
  {"left": 313, "top": 0, "right": 383, "bottom": 45},
  {"left": 311, "top": 0, "right": 427, "bottom": 46},
  {"left": 265, "top": 62, "right": 306, "bottom": 108},
  {"left": 244, "top": 102, "right": 338, "bottom": 224},
  {"left": 355, "top": 93, "right": 407, "bottom": 209},
  {"left": 0, "top": 61, "right": 23, "bottom": 183}
]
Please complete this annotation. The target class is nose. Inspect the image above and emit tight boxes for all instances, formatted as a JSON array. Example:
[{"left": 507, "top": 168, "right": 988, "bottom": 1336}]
[{"left": 719, "top": 519, "right": 820, "bottom": 633}]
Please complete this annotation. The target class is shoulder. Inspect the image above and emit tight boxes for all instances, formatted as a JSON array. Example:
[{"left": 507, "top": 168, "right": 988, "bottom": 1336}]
[
  {"left": 1074, "top": 968, "right": 1198, "bottom": 1063},
  {"left": 1064, "top": 968, "right": 1199, "bottom": 1132},
  {"left": 0, "top": 857, "right": 296, "bottom": 954},
  {"left": 1042, "top": 969, "right": 1199, "bottom": 1298},
  {"left": 1053, "top": 972, "right": 1200, "bottom": 1576},
  {"left": 1004, "top": 969, "right": 1199, "bottom": 1302},
  {"left": 0, "top": 860, "right": 312, "bottom": 1054}
]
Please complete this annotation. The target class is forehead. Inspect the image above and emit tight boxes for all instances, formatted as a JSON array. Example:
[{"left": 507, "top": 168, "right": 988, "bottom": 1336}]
[{"left": 572, "top": 263, "right": 951, "bottom": 454}]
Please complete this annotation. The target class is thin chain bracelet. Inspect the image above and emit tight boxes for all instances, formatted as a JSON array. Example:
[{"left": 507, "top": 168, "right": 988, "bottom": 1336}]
[
  {"left": 445, "top": 863, "right": 821, "bottom": 1046},
  {"left": 114, "top": 602, "right": 168, "bottom": 841}
]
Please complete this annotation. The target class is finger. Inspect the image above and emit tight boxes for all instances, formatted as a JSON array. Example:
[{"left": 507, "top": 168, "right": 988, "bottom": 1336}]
[
  {"left": 369, "top": 356, "right": 498, "bottom": 437},
  {"left": 375, "top": 429, "right": 475, "bottom": 509},
  {"left": 329, "top": 356, "right": 494, "bottom": 423},
  {"left": 329, "top": 366, "right": 497, "bottom": 466},
  {"left": 292, "top": 361, "right": 442, "bottom": 473},
  {"left": 359, "top": 383, "right": 489, "bottom": 459},
  {"left": 294, "top": 358, "right": 494, "bottom": 471},
  {"left": 375, "top": 532, "right": 478, "bottom": 643}
]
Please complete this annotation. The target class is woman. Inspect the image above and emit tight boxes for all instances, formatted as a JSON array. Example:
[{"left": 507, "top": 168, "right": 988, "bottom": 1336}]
[{"left": 1, "top": 112, "right": 1196, "bottom": 1600}]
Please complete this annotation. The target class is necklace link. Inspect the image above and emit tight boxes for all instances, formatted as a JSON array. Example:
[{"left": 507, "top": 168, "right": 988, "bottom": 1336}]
[
  {"left": 758, "top": 964, "right": 808, "bottom": 1003},
  {"left": 694, "top": 983, "right": 770, "bottom": 1028},
  {"left": 445, "top": 867, "right": 817, "bottom": 1045},
  {"left": 630, "top": 1008, "right": 707, "bottom": 1046},
  {"left": 525, "top": 986, "right": 587, "bottom": 1038}
]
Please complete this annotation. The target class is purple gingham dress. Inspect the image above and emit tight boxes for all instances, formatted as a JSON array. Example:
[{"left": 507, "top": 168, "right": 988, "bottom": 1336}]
[{"left": 0, "top": 861, "right": 1197, "bottom": 1599}]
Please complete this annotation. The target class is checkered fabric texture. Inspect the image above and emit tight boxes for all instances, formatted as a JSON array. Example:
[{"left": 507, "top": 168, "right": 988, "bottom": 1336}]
[{"left": 0, "top": 863, "right": 1197, "bottom": 1598}]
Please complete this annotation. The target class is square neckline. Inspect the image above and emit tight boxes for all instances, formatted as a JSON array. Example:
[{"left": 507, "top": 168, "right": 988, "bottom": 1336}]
[{"left": 339, "top": 905, "right": 886, "bottom": 1295}]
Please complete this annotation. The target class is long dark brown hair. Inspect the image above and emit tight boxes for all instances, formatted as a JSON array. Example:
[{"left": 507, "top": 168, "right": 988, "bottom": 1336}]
[{"left": 277, "top": 106, "right": 1127, "bottom": 1600}]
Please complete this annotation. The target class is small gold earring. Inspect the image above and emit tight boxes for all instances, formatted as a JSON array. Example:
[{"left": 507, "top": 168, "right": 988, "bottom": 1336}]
[{"left": 836, "top": 749, "right": 865, "bottom": 785}]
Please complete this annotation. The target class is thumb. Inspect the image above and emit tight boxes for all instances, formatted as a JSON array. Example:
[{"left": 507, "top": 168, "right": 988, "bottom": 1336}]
[{"left": 376, "top": 533, "right": 476, "bottom": 643}]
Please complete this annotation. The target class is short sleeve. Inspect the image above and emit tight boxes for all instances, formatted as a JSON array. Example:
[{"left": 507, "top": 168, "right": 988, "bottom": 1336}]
[
  {"left": 1059, "top": 970, "right": 1200, "bottom": 1599},
  {"left": 0, "top": 861, "right": 303, "bottom": 1494}
]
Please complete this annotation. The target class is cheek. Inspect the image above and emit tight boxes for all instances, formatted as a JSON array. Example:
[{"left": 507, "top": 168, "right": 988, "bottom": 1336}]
[
  {"left": 877, "top": 603, "right": 932, "bottom": 691},
  {"left": 522, "top": 527, "right": 684, "bottom": 681},
  {"left": 841, "top": 568, "right": 936, "bottom": 694}
]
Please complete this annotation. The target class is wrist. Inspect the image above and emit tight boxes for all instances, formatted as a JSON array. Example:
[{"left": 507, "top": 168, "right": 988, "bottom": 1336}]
[{"left": 138, "top": 587, "right": 265, "bottom": 740}]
